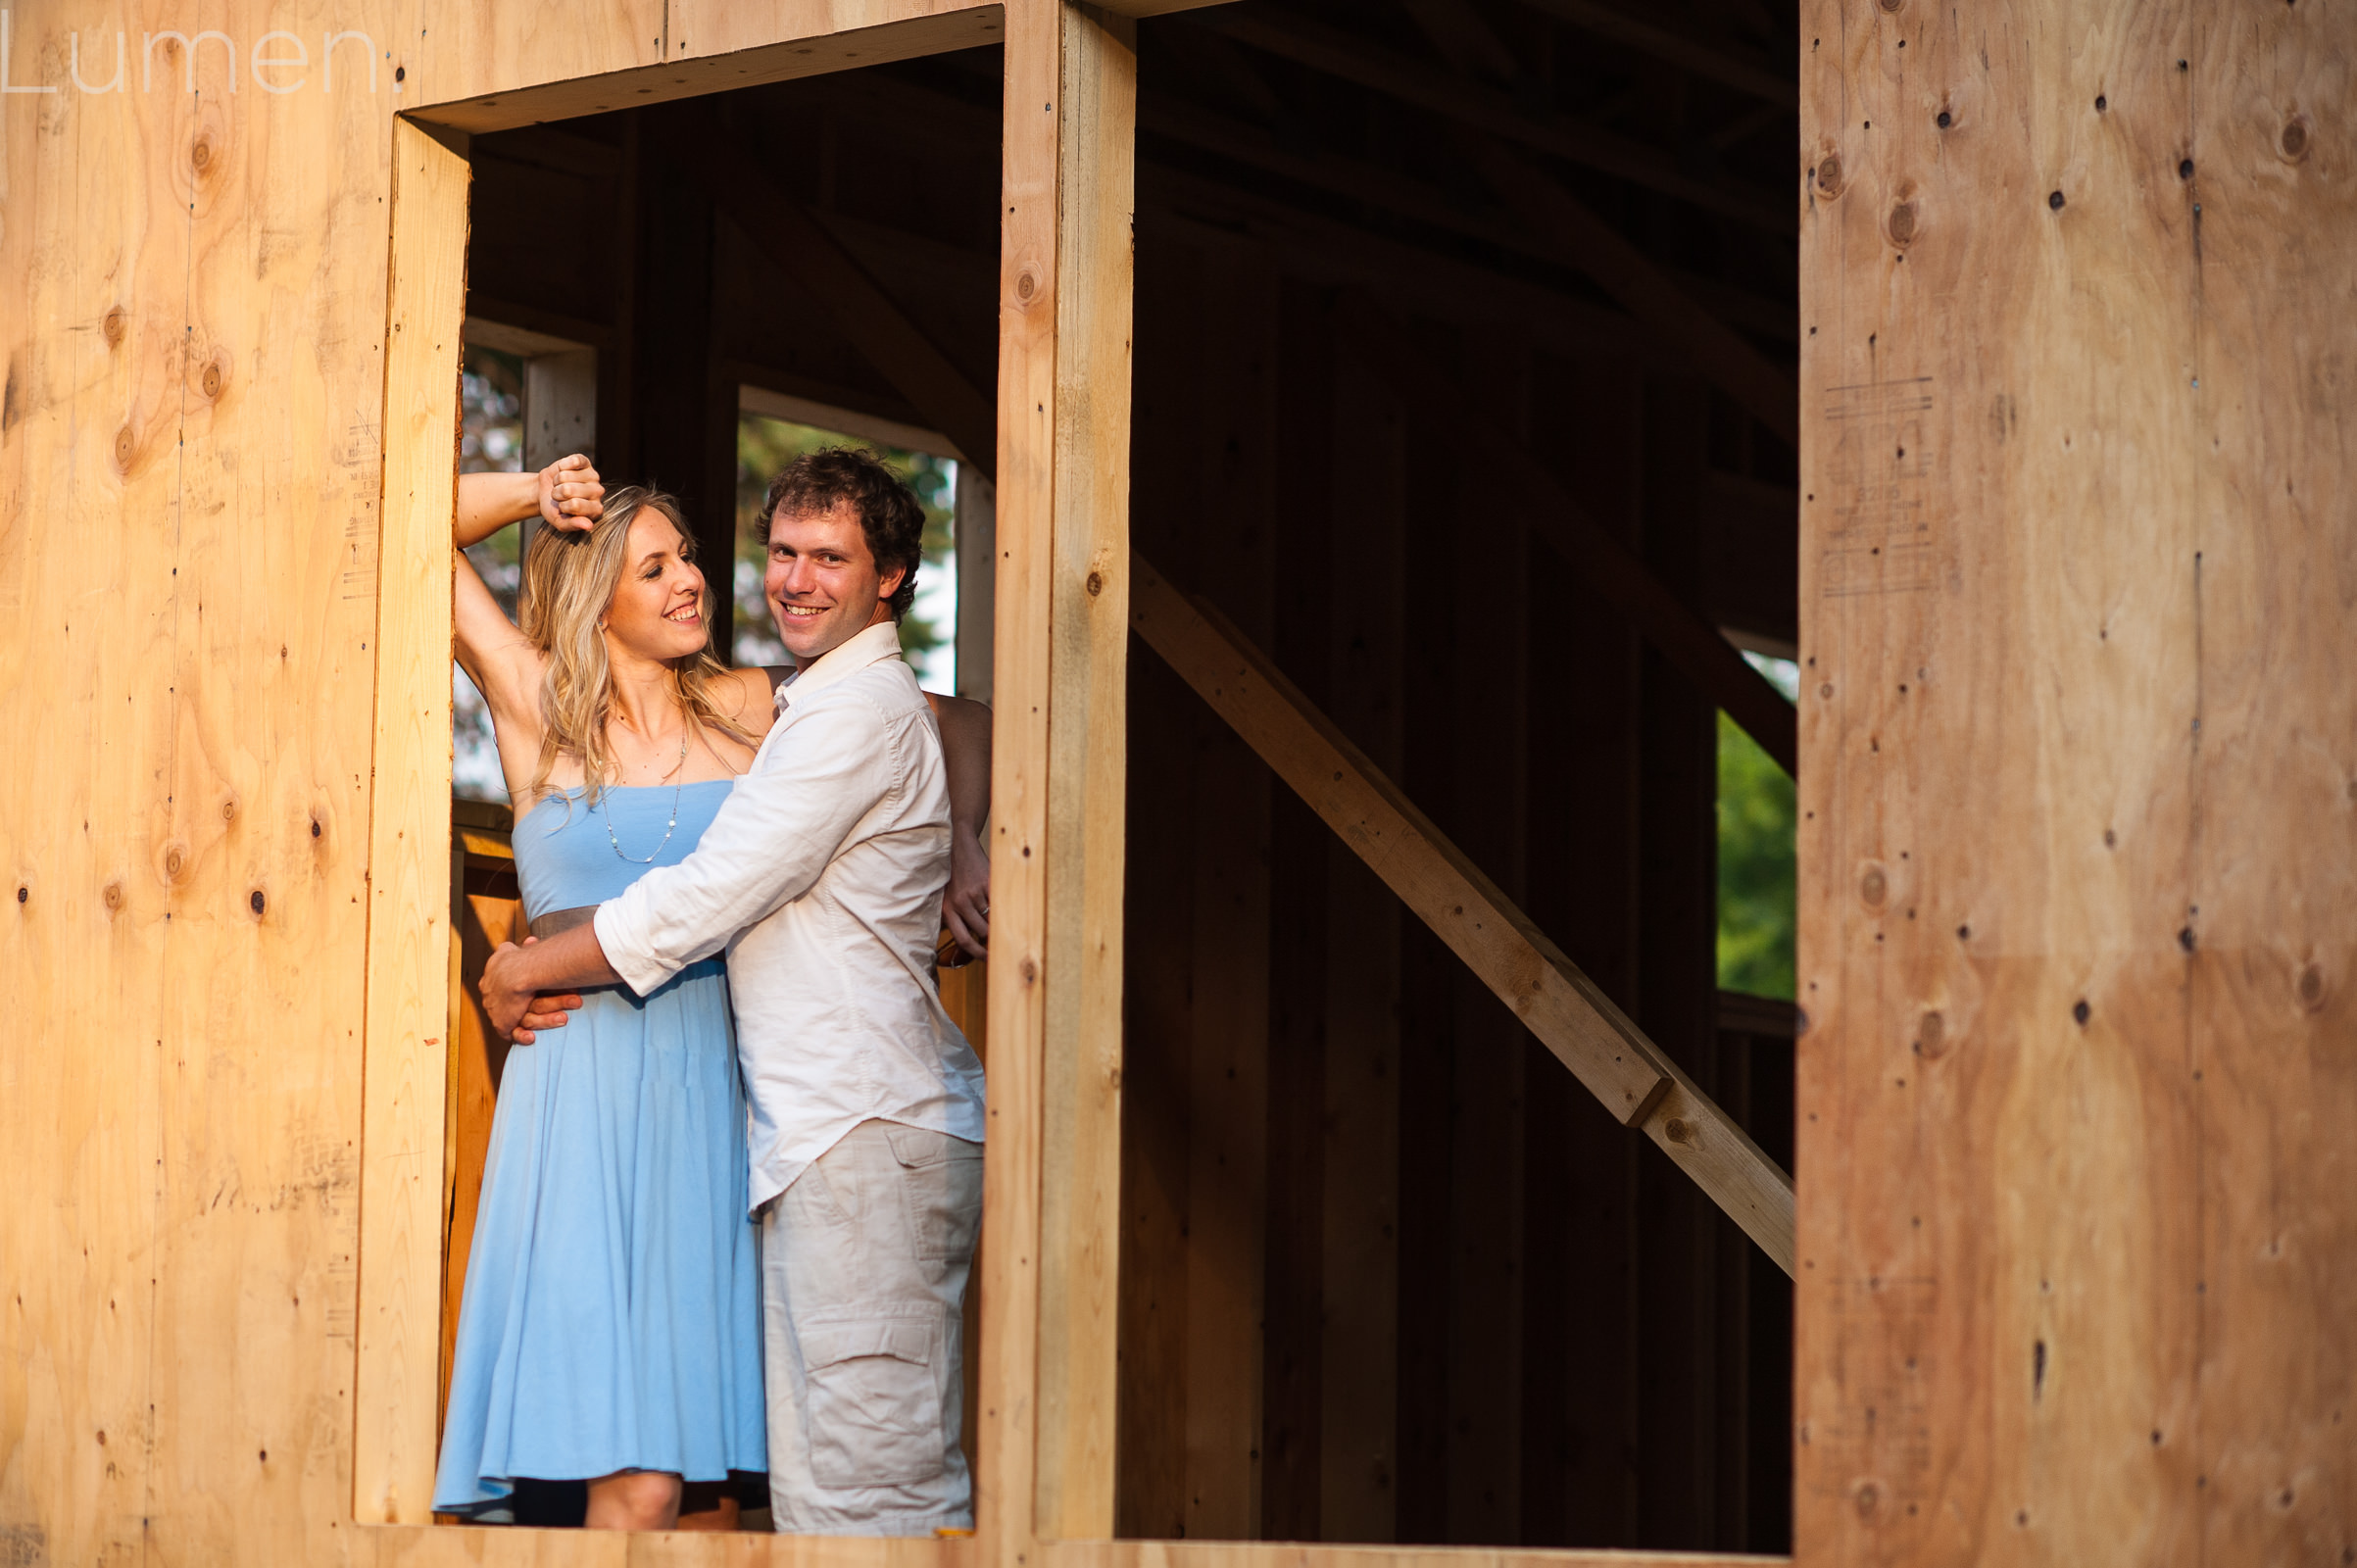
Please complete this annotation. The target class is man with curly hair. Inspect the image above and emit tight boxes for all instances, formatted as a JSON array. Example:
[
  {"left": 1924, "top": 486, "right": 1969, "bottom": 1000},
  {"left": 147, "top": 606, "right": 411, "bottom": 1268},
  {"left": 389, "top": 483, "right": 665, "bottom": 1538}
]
[{"left": 482, "top": 447, "right": 991, "bottom": 1535}]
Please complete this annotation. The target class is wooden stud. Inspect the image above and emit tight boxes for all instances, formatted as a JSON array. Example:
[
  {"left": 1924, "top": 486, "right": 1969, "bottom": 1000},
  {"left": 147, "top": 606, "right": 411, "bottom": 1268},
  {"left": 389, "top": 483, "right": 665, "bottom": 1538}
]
[
  {"left": 1312, "top": 292, "right": 1406, "bottom": 1546},
  {"left": 355, "top": 119, "right": 469, "bottom": 1528},
  {"left": 1437, "top": 331, "right": 1533, "bottom": 1544},
  {"left": 982, "top": 1, "right": 1139, "bottom": 1552}
]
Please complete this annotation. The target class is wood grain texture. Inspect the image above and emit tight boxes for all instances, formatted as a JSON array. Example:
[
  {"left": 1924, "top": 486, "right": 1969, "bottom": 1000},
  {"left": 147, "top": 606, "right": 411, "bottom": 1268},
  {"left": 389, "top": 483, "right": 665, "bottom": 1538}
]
[
  {"left": 1037, "top": 6, "right": 1139, "bottom": 1539},
  {"left": 1129, "top": 564, "right": 1798, "bottom": 1277},
  {"left": 1130, "top": 566, "right": 1665, "bottom": 1126},
  {"left": 1793, "top": 1, "right": 2357, "bottom": 1563},
  {"left": 981, "top": 0, "right": 1137, "bottom": 1552},
  {"left": 356, "top": 118, "right": 469, "bottom": 1528},
  {"left": 1042, "top": 1543, "right": 1778, "bottom": 1568},
  {"left": 412, "top": 3, "right": 1005, "bottom": 135}
]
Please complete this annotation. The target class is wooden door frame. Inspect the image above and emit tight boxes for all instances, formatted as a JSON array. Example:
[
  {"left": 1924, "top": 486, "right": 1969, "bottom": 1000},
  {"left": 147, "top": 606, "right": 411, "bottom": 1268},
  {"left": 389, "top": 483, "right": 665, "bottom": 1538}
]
[{"left": 353, "top": 1, "right": 1788, "bottom": 1562}]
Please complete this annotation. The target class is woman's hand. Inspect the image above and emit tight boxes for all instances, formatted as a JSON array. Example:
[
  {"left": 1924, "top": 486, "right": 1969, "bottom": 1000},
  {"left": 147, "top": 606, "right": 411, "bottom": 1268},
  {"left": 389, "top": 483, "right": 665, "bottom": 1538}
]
[
  {"left": 538, "top": 453, "right": 605, "bottom": 533},
  {"left": 942, "top": 826, "right": 989, "bottom": 960}
]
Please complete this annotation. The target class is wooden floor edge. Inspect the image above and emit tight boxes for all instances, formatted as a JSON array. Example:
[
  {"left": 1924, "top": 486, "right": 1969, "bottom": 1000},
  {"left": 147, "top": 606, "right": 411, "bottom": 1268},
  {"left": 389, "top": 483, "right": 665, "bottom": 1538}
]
[{"left": 1044, "top": 1542, "right": 1791, "bottom": 1567}]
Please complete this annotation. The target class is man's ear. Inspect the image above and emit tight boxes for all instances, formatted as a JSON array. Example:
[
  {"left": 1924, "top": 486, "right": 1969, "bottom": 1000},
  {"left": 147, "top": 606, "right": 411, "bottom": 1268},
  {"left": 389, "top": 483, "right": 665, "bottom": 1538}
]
[{"left": 877, "top": 563, "right": 908, "bottom": 603}]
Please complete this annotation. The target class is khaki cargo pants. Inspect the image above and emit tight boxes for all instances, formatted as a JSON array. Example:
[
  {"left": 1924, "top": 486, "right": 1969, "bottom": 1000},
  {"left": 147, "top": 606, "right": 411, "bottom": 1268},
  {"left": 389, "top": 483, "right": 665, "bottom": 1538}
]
[{"left": 759, "top": 1118, "right": 984, "bottom": 1534}]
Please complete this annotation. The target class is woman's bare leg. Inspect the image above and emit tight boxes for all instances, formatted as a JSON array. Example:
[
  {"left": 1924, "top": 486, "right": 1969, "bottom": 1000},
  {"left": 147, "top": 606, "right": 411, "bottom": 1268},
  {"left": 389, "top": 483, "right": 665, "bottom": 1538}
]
[{"left": 584, "top": 1470, "right": 682, "bottom": 1531}]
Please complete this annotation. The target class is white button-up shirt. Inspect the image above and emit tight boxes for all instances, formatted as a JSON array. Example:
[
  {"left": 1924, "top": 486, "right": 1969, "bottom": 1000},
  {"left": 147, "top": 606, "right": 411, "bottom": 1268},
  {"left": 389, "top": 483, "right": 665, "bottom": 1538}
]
[{"left": 595, "top": 619, "right": 987, "bottom": 1210}]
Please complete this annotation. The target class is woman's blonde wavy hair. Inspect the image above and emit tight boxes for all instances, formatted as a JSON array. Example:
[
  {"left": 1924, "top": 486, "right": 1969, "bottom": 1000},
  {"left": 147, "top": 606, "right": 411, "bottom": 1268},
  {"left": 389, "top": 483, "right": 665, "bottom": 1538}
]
[{"left": 518, "top": 486, "right": 758, "bottom": 809}]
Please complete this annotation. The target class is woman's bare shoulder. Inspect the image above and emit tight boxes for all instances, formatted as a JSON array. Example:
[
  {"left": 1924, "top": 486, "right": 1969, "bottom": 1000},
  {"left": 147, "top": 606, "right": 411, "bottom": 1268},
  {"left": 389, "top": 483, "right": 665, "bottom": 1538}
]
[{"left": 713, "top": 664, "right": 781, "bottom": 732}]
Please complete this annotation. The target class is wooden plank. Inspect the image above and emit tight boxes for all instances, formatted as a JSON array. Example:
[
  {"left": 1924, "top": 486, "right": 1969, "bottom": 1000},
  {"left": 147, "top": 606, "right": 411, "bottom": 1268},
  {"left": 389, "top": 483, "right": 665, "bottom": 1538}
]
[
  {"left": 1344, "top": 307, "right": 1797, "bottom": 778},
  {"left": 412, "top": 5, "right": 1008, "bottom": 135},
  {"left": 1464, "top": 142, "right": 1799, "bottom": 450},
  {"left": 1094, "top": 0, "right": 1239, "bottom": 16},
  {"left": 407, "top": 0, "right": 665, "bottom": 113},
  {"left": 1170, "top": 240, "right": 1275, "bottom": 1545},
  {"left": 664, "top": 113, "right": 999, "bottom": 480},
  {"left": 1040, "top": 1542, "right": 1781, "bottom": 1568},
  {"left": 1129, "top": 563, "right": 1798, "bottom": 1276},
  {"left": 1632, "top": 378, "right": 1729, "bottom": 1549},
  {"left": 439, "top": 884, "right": 519, "bottom": 1451},
  {"left": 1259, "top": 251, "right": 1327, "bottom": 1544},
  {"left": 1438, "top": 332, "right": 1532, "bottom": 1546},
  {"left": 1790, "top": 2, "right": 2354, "bottom": 1563},
  {"left": 1512, "top": 0, "right": 1795, "bottom": 108},
  {"left": 1198, "top": 10, "right": 1792, "bottom": 234},
  {"left": 1114, "top": 239, "right": 1208, "bottom": 1539},
  {"left": 622, "top": 151, "right": 736, "bottom": 652},
  {"left": 2184, "top": 14, "right": 2357, "bottom": 1562},
  {"left": 1036, "top": 8, "right": 1138, "bottom": 1538},
  {"left": 1312, "top": 292, "right": 1404, "bottom": 1546},
  {"left": 1132, "top": 566, "right": 1665, "bottom": 1119},
  {"left": 1519, "top": 345, "right": 1646, "bottom": 1547},
  {"left": 354, "top": 119, "right": 469, "bottom": 1529},
  {"left": 982, "top": 0, "right": 1137, "bottom": 1552},
  {"left": 0, "top": 9, "right": 186, "bottom": 1558}
]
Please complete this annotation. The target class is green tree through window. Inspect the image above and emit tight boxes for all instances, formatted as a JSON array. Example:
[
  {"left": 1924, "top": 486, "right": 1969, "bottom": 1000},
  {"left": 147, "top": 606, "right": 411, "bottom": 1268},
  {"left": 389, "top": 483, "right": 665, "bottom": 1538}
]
[{"left": 1717, "top": 654, "right": 1797, "bottom": 1000}]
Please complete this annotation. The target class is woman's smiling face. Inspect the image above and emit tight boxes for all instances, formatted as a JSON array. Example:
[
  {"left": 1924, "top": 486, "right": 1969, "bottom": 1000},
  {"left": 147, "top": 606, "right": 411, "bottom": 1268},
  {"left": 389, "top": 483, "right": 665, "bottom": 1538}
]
[{"left": 602, "top": 510, "right": 710, "bottom": 663}]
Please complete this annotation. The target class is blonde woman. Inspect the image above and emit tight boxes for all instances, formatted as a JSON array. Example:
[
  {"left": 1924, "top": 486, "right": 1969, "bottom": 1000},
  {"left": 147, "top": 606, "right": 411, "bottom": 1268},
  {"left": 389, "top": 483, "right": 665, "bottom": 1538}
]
[{"left": 431, "top": 456, "right": 990, "bottom": 1531}]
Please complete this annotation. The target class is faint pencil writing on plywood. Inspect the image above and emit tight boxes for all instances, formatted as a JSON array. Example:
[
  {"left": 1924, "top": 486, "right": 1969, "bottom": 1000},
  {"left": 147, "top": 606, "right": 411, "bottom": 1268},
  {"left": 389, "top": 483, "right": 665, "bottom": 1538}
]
[{"left": 1821, "top": 376, "right": 1937, "bottom": 598}]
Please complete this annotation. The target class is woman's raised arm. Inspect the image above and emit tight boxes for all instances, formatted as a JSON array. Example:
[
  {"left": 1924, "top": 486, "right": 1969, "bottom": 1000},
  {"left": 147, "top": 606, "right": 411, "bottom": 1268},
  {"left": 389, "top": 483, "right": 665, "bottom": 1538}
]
[
  {"left": 453, "top": 457, "right": 605, "bottom": 749},
  {"left": 456, "top": 453, "right": 603, "bottom": 547}
]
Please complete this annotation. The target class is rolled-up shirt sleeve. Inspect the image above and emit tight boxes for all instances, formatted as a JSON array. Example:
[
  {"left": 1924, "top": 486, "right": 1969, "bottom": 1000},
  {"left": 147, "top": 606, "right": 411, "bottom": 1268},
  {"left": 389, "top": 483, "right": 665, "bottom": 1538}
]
[{"left": 595, "top": 692, "right": 896, "bottom": 996}]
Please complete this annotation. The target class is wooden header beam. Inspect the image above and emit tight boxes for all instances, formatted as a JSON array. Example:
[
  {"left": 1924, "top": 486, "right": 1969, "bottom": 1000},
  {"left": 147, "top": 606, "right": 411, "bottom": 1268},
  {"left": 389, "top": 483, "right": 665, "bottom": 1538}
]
[{"left": 1131, "top": 562, "right": 1797, "bottom": 1277}]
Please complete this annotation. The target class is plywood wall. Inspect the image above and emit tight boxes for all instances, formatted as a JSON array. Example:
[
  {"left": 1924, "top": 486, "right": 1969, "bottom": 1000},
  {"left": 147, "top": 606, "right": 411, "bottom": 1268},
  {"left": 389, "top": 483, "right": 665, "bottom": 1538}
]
[
  {"left": 1793, "top": 2, "right": 2356, "bottom": 1562},
  {"left": 0, "top": 3, "right": 893, "bottom": 1561}
]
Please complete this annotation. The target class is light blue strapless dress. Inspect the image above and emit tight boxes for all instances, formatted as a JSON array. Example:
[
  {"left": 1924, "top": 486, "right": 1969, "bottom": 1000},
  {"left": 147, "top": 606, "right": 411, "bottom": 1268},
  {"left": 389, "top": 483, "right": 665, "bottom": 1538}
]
[{"left": 434, "top": 782, "right": 765, "bottom": 1516}]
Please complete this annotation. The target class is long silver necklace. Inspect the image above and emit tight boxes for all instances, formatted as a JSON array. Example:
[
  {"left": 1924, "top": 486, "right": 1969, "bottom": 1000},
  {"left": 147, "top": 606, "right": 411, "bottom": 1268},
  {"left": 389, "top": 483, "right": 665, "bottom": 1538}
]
[{"left": 606, "top": 729, "right": 690, "bottom": 863}]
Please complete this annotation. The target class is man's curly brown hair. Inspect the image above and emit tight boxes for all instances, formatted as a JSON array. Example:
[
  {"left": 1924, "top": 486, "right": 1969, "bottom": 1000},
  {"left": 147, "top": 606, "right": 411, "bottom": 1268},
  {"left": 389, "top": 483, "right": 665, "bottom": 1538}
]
[{"left": 761, "top": 447, "right": 926, "bottom": 621}]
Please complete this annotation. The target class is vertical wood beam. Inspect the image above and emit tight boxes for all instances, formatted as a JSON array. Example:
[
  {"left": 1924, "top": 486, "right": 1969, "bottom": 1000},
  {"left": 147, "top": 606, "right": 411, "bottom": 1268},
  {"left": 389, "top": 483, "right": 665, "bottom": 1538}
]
[
  {"left": 1316, "top": 295, "right": 1405, "bottom": 1546},
  {"left": 1184, "top": 244, "right": 1276, "bottom": 1544},
  {"left": 982, "top": 1, "right": 1138, "bottom": 1552},
  {"left": 354, "top": 119, "right": 468, "bottom": 1527},
  {"left": 1441, "top": 330, "right": 1532, "bottom": 1546}
]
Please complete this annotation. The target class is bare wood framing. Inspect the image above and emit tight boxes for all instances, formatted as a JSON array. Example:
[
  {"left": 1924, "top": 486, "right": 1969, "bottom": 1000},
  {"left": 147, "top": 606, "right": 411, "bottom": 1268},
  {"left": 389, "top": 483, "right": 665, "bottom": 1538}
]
[
  {"left": 1130, "top": 563, "right": 1797, "bottom": 1277},
  {"left": 1463, "top": 142, "right": 1800, "bottom": 448},
  {"left": 1042, "top": 1532, "right": 1784, "bottom": 1568},
  {"left": 412, "top": 5, "right": 1010, "bottom": 136},
  {"left": 1511, "top": 0, "right": 1794, "bottom": 108},
  {"left": 1347, "top": 307, "right": 1798, "bottom": 776},
  {"left": 663, "top": 113, "right": 999, "bottom": 473},
  {"left": 1200, "top": 8, "right": 1792, "bottom": 234},
  {"left": 981, "top": 0, "right": 1138, "bottom": 1553},
  {"left": 354, "top": 119, "right": 470, "bottom": 1527}
]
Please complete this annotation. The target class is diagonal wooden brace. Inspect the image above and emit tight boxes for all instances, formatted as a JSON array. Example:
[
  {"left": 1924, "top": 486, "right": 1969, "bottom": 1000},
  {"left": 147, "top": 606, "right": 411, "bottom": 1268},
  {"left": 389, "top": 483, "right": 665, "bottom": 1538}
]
[
  {"left": 664, "top": 106, "right": 1797, "bottom": 1277},
  {"left": 1131, "top": 560, "right": 1797, "bottom": 1277}
]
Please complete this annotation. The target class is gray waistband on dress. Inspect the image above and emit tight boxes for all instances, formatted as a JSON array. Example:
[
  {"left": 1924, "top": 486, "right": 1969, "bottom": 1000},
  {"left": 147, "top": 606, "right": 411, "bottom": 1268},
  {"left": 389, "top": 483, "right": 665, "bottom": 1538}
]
[{"left": 527, "top": 905, "right": 599, "bottom": 941}]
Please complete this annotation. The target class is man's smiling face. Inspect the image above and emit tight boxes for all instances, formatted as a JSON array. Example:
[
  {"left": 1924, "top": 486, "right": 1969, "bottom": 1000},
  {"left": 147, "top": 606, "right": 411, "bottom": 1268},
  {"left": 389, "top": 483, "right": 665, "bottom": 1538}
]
[{"left": 764, "top": 499, "right": 907, "bottom": 664}]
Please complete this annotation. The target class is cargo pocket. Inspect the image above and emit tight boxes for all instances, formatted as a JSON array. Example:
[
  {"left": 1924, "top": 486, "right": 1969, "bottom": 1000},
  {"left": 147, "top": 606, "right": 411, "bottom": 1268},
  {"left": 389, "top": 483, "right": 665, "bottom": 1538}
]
[
  {"left": 885, "top": 1123, "right": 984, "bottom": 1264},
  {"left": 800, "top": 1314, "right": 945, "bottom": 1489}
]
